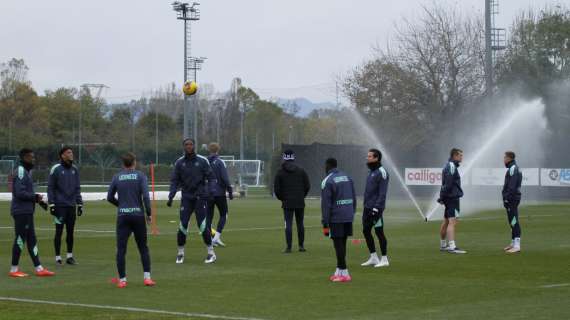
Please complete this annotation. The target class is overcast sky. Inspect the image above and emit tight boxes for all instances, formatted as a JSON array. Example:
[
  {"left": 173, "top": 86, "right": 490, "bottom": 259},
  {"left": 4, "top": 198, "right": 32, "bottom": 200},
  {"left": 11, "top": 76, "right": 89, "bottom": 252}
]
[{"left": 1, "top": 0, "right": 567, "bottom": 103}]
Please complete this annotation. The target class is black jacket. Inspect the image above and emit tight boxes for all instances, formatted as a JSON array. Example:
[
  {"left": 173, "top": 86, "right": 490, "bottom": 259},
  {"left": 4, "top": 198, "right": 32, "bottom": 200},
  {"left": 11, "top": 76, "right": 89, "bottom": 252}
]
[
  {"left": 274, "top": 161, "right": 310, "bottom": 209},
  {"left": 11, "top": 163, "right": 37, "bottom": 216},
  {"left": 439, "top": 159, "right": 464, "bottom": 200},
  {"left": 502, "top": 160, "right": 522, "bottom": 202},
  {"left": 47, "top": 161, "right": 83, "bottom": 208}
]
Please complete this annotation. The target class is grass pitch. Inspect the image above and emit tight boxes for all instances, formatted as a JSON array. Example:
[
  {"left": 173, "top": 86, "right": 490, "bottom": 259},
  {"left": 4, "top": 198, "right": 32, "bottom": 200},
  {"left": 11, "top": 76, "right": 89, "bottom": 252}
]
[{"left": 0, "top": 194, "right": 568, "bottom": 320}]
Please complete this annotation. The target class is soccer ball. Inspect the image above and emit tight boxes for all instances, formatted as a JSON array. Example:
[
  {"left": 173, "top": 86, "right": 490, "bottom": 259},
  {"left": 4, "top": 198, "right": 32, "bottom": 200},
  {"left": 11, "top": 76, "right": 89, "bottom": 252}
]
[{"left": 182, "top": 81, "right": 198, "bottom": 96}]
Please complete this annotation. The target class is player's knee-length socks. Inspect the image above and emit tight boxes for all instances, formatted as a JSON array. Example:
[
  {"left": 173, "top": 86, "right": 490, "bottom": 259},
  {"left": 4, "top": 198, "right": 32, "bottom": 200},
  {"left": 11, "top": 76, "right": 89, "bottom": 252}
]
[
  {"left": 333, "top": 236, "right": 347, "bottom": 269},
  {"left": 363, "top": 224, "right": 388, "bottom": 256}
]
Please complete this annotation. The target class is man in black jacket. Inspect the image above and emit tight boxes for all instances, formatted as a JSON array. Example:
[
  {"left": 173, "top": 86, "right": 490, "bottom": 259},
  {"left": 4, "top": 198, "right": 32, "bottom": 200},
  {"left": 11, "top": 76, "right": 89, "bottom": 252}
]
[
  {"left": 437, "top": 148, "right": 466, "bottom": 254},
  {"left": 274, "top": 149, "right": 310, "bottom": 253},
  {"left": 502, "top": 151, "right": 523, "bottom": 254},
  {"left": 48, "top": 146, "right": 83, "bottom": 265}
]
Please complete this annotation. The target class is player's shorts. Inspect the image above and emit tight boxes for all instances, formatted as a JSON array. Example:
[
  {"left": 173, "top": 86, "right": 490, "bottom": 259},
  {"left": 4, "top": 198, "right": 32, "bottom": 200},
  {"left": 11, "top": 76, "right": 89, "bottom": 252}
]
[
  {"left": 444, "top": 198, "right": 460, "bottom": 219},
  {"left": 329, "top": 222, "right": 353, "bottom": 238},
  {"left": 362, "top": 208, "right": 384, "bottom": 229}
]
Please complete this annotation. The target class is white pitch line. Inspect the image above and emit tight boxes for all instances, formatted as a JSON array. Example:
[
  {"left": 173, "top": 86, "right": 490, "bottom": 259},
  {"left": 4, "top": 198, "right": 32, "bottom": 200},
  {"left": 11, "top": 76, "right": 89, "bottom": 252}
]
[
  {"left": 539, "top": 283, "right": 570, "bottom": 288},
  {"left": 0, "top": 296, "right": 267, "bottom": 320}
]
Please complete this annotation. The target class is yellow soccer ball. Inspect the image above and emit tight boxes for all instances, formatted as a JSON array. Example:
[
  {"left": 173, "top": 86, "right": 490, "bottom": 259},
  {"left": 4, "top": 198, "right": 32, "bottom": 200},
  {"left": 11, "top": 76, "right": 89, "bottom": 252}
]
[
  {"left": 211, "top": 228, "right": 217, "bottom": 237},
  {"left": 182, "top": 81, "right": 198, "bottom": 96}
]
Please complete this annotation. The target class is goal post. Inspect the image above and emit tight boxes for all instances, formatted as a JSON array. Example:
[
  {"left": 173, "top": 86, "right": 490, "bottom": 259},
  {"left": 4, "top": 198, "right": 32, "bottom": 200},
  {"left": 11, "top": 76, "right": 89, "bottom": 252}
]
[{"left": 222, "top": 160, "right": 263, "bottom": 187}]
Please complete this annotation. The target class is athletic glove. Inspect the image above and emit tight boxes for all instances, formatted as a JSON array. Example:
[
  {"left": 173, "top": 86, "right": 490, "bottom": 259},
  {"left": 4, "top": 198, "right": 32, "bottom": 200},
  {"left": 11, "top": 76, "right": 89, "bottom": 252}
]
[
  {"left": 77, "top": 205, "right": 83, "bottom": 217},
  {"left": 503, "top": 200, "right": 509, "bottom": 208},
  {"left": 372, "top": 208, "right": 379, "bottom": 215},
  {"left": 35, "top": 194, "right": 43, "bottom": 203},
  {"left": 437, "top": 198, "right": 444, "bottom": 204},
  {"left": 49, "top": 204, "right": 57, "bottom": 216},
  {"left": 322, "top": 223, "right": 330, "bottom": 237},
  {"left": 228, "top": 187, "right": 234, "bottom": 200},
  {"left": 146, "top": 215, "right": 152, "bottom": 225},
  {"left": 38, "top": 201, "right": 48, "bottom": 211},
  {"left": 166, "top": 198, "right": 173, "bottom": 207}
]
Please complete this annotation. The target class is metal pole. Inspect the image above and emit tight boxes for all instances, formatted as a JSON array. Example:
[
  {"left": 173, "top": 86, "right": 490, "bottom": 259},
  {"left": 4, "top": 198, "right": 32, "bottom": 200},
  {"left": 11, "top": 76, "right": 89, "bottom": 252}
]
[
  {"left": 183, "top": 18, "right": 189, "bottom": 139},
  {"left": 485, "top": 0, "right": 493, "bottom": 95},
  {"left": 240, "top": 104, "right": 245, "bottom": 160},
  {"left": 193, "top": 64, "right": 198, "bottom": 146},
  {"left": 78, "top": 97, "right": 82, "bottom": 165},
  {"left": 155, "top": 107, "right": 159, "bottom": 165}
]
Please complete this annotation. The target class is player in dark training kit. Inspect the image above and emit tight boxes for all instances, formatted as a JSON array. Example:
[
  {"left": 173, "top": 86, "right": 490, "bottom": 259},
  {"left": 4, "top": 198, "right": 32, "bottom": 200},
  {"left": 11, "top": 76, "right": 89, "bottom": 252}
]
[
  {"left": 437, "top": 148, "right": 466, "bottom": 254},
  {"left": 206, "top": 142, "right": 233, "bottom": 247},
  {"left": 48, "top": 146, "right": 83, "bottom": 265},
  {"left": 107, "top": 153, "right": 155, "bottom": 288},
  {"left": 168, "top": 138, "right": 217, "bottom": 264},
  {"left": 502, "top": 151, "right": 523, "bottom": 254},
  {"left": 361, "top": 149, "right": 390, "bottom": 268},
  {"left": 321, "top": 158, "right": 356, "bottom": 282},
  {"left": 8, "top": 148, "right": 55, "bottom": 278}
]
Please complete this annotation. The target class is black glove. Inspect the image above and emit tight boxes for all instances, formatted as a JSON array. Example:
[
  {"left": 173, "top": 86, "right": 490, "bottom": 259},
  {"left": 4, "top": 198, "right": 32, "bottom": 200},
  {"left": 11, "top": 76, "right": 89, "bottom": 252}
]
[
  {"left": 437, "top": 198, "right": 444, "bottom": 204},
  {"left": 49, "top": 204, "right": 57, "bottom": 216},
  {"left": 38, "top": 201, "right": 48, "bottom": 211},
  {"left": 503, "top": 200, "right": 509, "bottom": 209},
  {"left": 35, "top": 194, "right": 43, "bottom": 203},
  {"left": 228, "top": 187, "right": 234, "bottom": 200},
  {"left": 166, "top": 198, "right": 173, "bottom": 207},
  {"left": 372, "top": 208, "right": 379, "bottom": 216},
  {"left": 77, "top": 205, "right": 83, "bottom": 217},
  {"left": 146, "top": 215, "right": 152, "bottom": 225}
]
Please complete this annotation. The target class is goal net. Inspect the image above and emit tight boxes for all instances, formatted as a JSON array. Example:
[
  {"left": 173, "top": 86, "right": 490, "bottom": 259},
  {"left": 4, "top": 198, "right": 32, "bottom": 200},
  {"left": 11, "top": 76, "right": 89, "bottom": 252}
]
[{"left": 222, "top": 160, "right": 263, "bottom": 187}]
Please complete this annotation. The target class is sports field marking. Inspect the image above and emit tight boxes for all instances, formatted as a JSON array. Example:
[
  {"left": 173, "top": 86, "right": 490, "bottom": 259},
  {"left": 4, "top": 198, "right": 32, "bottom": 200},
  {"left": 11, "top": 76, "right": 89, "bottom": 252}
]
[
  {"left": 0, "top": 296, "right": 268, "bottom": 320},
  {"left": 539, "top": 283, "right": 570, "bottom": 288}
]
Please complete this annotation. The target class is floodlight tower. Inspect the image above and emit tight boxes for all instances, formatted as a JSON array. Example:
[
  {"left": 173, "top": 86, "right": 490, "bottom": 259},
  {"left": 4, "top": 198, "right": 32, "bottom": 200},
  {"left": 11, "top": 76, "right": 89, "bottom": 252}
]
[
  {"left": 171, "top": 1, "right": 203, "bottom": 141},
  {"left": 485, "top": 0, "right": 506, "bottom": 95}
]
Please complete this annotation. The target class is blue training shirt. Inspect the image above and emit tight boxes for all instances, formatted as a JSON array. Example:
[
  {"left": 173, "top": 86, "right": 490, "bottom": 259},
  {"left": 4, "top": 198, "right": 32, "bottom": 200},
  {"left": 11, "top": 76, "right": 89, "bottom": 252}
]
[{"left": 107, "top": 169, "right": 151, "bottom": 217}]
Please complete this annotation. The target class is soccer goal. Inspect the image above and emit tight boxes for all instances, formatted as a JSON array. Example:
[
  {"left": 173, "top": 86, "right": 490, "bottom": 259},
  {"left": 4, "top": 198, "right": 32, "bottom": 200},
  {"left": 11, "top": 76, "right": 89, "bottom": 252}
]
[{"left": 222, "top": 160, "right": 263, "bottom": 187}]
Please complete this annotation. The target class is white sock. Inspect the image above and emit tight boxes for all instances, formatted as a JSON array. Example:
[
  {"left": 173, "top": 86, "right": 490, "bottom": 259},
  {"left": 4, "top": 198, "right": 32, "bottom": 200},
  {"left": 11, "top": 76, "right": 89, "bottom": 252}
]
[
  {"left": 213, "top": 233, "right": 220, "bottom": 242},
  {"left": 448, "top": 240, "right": 456, "bottom": 250},
  {"left": 342, "top": 269, "right": 349, "bottom": 276},
  {"left": 177, "top": 247, "right": 185, "bottom": 255},
  {"left": 514, "top": 237, "right": 521, "bottom": 248},
  {"left": 10, "top": 266, "right": 18, "bottom": 273},
  {"left": 66, "top": 253, "right": 73, "bottom": 258},
  {"left": 207, "top": 245, "right": 215, "bottom": 255},
  {"left": 371, "top": 252, "right": 379, "bottom": 260},
  {"left": 335, "top": 268, "right": 340, "bottom": 276},
  {"left": 35, "top": 265, "right": 44, "bottom": 272},
  {"left": 440, "top": 240, "right": 447, "bottom": 247},
  {"left": 120, "top": 277, "right": 127, "bottom": 282},
  {"left": 381, "top": 255, "right": 388, "bottom": 260},
  {"left": 55, "top": 256, "right": 62, "bottom": 261},
  {"left": 144, "top": 272, "right": 151, "bottom": 280}
]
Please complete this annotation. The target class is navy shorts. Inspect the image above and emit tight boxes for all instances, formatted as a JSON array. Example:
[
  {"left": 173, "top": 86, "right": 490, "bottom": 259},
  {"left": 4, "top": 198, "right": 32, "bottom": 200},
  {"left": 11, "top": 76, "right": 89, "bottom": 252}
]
[
  {"left": 444, "top": 198, "right": 460, "bottom": 219},
  {"left": 329, "top": 222, "right": 353, "bottom": 238}
]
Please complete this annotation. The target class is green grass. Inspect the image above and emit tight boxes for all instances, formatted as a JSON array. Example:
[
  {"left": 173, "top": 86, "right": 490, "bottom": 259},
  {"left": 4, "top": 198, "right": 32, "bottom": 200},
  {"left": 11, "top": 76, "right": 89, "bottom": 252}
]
[{"left": 0, "top": 196, "right": 569, "bottom": 320}]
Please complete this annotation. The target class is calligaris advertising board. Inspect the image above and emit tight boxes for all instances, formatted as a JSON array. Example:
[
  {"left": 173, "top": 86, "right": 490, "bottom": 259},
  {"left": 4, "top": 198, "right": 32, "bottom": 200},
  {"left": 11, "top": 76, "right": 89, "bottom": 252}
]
[
  {"left": 405, "top": 167, "right": 565, "bottom": 187},
  {"left": 405, "top": 168, "right": 469, "bottom": 186}
]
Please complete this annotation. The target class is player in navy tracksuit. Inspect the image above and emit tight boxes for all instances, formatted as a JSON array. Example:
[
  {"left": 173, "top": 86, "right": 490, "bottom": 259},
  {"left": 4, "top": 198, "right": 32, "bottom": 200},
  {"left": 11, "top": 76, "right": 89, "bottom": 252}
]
[
  {"left": 361, "top": 149, "right": 390, "bottom": 268},
  {"left": 206, "top": 143, "right": 233, "bottom": 247},
  {"left": 8, "top": 148, "right": 55, "bottom": 278},
  {"left": 321, "top": 158, "right": 356, "bottom": 282},
  {"left": 437, "top": 148, "right": 466, "bottom": 254},
  {"left": 47, "top": 146, "right": 83, "bottom": 265},
  {"left": 502, "top": 151, "right": 523, "bottom": 253},
  {"left": 107, "top": 152, "right": 155, "bottom": 288},
  {"left": 167, "top": 138, "right": 217, "bottom": 264}
]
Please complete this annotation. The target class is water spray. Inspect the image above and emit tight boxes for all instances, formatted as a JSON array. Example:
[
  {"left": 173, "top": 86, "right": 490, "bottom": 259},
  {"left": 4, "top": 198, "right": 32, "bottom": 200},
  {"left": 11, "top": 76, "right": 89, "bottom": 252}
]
[
  {"left": 348, "top": 109, "right": 426, "bottom": 220},
  {"left": 424, "top": 99, "right": 544, "bottom": 221}
]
